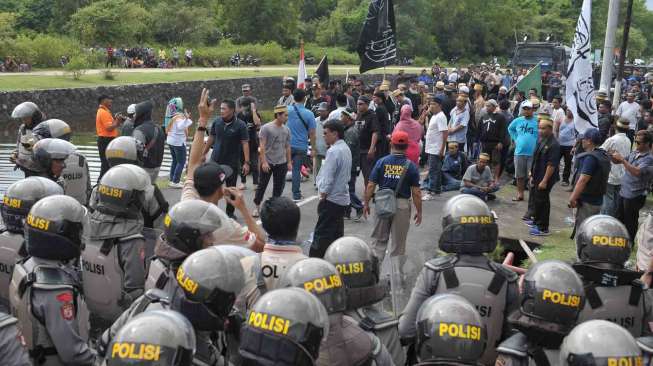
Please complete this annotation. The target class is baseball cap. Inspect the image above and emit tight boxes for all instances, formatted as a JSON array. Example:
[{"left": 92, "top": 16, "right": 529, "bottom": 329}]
[
  {"left": 521, "top": 100, "right": 533, "bottom": 109},
  {"left": 485, "top": 99, "right": 498, "bottom": 108},
  {"left": 193, "top": 162, "right": 233, "bottom": 194},
  {"left": 391, "top": 130, "right": 409, "bottom": 145},
  {"left": 579, "top": 128, "right": 602, "bottom": 145},
  {"left": 429, "top": 95, "right": 444, "bottom": 105},
  {"left": 435, "top": 81, "right": 445, "bottom": 89},
  {"left": 317, "top": 102, "right": 328, "bottom": 111},
  {"left": 127, "top": 104, "right": 136, "bottom": 114},
  {"left": 241, "top": 84, "right": 251, "bottom": 91},
  {"left": 459, "top": 85, "right": 470, "bottom": 94}
]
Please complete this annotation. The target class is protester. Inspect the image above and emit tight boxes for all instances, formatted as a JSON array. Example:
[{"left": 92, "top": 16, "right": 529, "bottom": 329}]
[
  {"left": 358, "top": 95, "right": 380, "bottom": 186},
  {"left": 422, "top": 96, "right": 448, "bottom": 200},
  {"left": 311, "top": 120, "right": 351, "bottom": 258},
  {"left": 373, "top": 92, "right": 392, "bottom": 159},
  {"left": 253, "top": 105, "right": 291, "bottom": 218},
  {"left": 96, "top": 95, "right": 122, "bottom": 182},
  {"left": 120, "top": 104, "right": 136, "bottom": 136},
  {"left": 556, "top": 108, "right": 577, "bottom": 186},
  {"left": 236, "top": 96, "right": 261, "bottom": 190},
  {"left": 508, "top": 100, "right": 538, "bottom": 201},
  {"left": 164, "top": 99, "right": 192, "bottom": 188},
  {"left": 236, "top": 83, "right": 255, "bottom": 111},
  {"left": 394, "top": 104, "right": 423, "bottom": 165},
  {"left": 460, "top": 153, "right": 499, "bottom": 201},
  {"left": 616, "top": 92, "right": 641, "bottom": 140},
  {"left": 611, "top": 130, "right": 653, "bottom": 241},
  {"left": 479, "top": 99, "right": 507, "bottom": 181},
  {"left": 278, "top": 84, "right": 294, "bottom": 106},
  {"left": 287, "top": 89, "right": 316, "bottom": 202},
  {"left": 328, "top": 93, "right": 348, "bottom": 120},
  {"left": 447, "top": 95, "right": 470, "bottom": 152},
  {"left": 599, "top": 118, "right": 632, "bottom": 216},
  {"left": 132, "top": 100, "right": 165, "bottom": 184},
  {"left": 341, "top": 109, "right": 364, "bottom": 220},
  {"left": 597, "top": 100, "right": 613, "bottom": 143},
  {"left": 313, "top": 102, "right": 329, "bottom": 183},
  {"left": 441, "top": 142, "right": 469, "bottom": 192}
]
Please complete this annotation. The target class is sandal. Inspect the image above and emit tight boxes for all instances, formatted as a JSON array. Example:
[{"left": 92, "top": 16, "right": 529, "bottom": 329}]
[{"left": 511, "top": 197, "right": 524, "bottom": 202}]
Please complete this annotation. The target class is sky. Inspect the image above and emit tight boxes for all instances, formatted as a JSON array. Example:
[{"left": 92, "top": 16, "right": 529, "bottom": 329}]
[{"left": 648, "top": 0, "right": 653, "bottom": 10}]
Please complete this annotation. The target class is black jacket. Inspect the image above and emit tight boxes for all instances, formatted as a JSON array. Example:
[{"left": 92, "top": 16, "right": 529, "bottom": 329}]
[{"left": 133, "top": 101, "right": 165, "bottom": 169}]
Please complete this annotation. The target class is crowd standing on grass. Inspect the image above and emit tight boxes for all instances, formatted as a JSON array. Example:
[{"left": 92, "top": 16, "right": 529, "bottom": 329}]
[{"left": 6, "top": 61, "right": 653, "bottom": 364}]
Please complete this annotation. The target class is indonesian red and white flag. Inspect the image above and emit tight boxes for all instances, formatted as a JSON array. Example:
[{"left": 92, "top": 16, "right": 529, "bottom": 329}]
[{"left": 297, "top": 43, "right": 307, "bottom": 89}]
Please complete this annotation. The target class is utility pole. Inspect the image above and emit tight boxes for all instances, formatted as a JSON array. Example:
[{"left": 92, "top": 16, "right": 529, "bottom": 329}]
[
  {"left": 613, "top": 0, "right": 634, "bottom": 106},
  {"left": 599, "top": 0, "right": 620, "bottom": 94}
]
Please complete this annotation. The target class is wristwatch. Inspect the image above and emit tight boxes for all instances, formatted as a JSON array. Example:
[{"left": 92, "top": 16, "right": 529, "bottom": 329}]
[
  {"left": 244, "top": 161, "right": 251, "bottom": 165},
  {"left": 197, "top": 126, "right": 207, "bottom": 133}
]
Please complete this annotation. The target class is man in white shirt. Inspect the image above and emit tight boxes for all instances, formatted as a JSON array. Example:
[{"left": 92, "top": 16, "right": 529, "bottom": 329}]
[
  {"left": 616, "top": 92, "right": 642, "bottom": 139},
  {"left": 600, "top": 118, "right": 632, "bottom": 217},
  {"left": 422, "top": 95, "right": 449, "bottom": 201},
  {"left": 328, "top": 94, "right": 348, "bottom": 121}
]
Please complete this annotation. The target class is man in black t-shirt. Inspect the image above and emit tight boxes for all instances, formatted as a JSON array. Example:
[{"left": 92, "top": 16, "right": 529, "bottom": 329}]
[
  {"left": 203, "top": 99, "right": 250, "bottom": 218},
  {"left": 356, "top": 96, "right": 379, "bottom": 186},
  {"left": 236, "top": 96, "right": 261, "bottom": 189}
]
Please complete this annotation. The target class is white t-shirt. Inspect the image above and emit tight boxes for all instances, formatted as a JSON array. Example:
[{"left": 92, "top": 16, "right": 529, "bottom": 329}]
[
  {"left": 600, "top": 133, "right": 631, "bottom": 185},
  {"left": 166, "top": 117, "right": 193, "bottom": 146},
  {"left": 425, "top": 111, "right": 449, "bottom": 155},
  {"left": 616, "top": 101, "right": 641, "bottom": 129},
  {"left": 551, "top": 107, "right": 565, "bottom": 126}
]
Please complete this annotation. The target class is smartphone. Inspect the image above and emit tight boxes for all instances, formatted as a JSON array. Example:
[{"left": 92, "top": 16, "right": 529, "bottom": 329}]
[{"left": 206, "top": 91, "right": 211, "bottom": 107}]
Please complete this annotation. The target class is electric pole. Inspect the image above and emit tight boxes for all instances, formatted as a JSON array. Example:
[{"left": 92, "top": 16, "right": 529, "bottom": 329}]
[
  {"left": 599, "top": 0, "right": 620, "bottom": 94},
  {"left": 613, "top": 0, "right": 634, "bottom": 106}
]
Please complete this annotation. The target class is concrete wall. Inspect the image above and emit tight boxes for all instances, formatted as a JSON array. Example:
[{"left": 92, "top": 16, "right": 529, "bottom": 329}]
[{"left": 0, "top": 74, "right": 398, "bottom": 136}]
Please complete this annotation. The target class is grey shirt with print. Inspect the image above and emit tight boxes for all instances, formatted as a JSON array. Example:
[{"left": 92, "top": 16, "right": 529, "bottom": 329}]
[
  {"left": 259, "top": 122, "right": 290, "bottom": 165},
  {"left": 461, "top": 164, "right": 493, "bottom": 189}
]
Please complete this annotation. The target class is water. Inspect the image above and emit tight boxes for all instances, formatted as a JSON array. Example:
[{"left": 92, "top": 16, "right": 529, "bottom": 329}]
[{"left": 0, "top": 143, "right": 185, "bottom": 196}]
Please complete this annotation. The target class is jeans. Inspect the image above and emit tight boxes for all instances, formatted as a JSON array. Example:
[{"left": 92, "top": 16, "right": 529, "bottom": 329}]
[
  {"left": 97, "top": 136, "right": 114, "bottom": 183},
  {"left": 348, "top": 170, "right": 364, "bottom": 211},
  {"left": 310, "top": 200, "right": 346, "bottom": 258},
  {"left": 254, "top": 163, "right": 287, "bottom": 206},
  {"left": 600, "top": 183, "right": 620, "bottom": 217},
  {"left": 617, "top": 194, "right": 647, "bottom": 243},
  {"left": 168, "top": 144, "right": 187, "bottom": 183},
  {"left": 461, "top": 186, "right": 499, "bottom": 200},
  {"left": 427, "top": 154, "right": 442, "bottom": 194},
  {"left": 291, "top": 148, "right": 306, "bottom": 200},
  {"left": 442, "top": 172, "right": 461, "bottom": 192},
  {"left": 241, "top": 142, "right": 259, "bottom": 185}
]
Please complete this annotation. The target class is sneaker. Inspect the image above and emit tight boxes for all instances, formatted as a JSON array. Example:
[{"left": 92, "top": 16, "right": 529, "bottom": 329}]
[
  {"left": 486, "top": 193, "right": 497, "bottom": 201},
  {"left": 529, "top": 227, "right": 550, "bottom": 236},
  {"left": 521, "top": 216, "right": 532, "bottom": 222},
  {"left": 168, "top": 182, "right": 183, "bottom": 189},
  {"left": 354, "top": 208, "right": 364, "bottom": 222},
  {"left": 524, "top": 220, "right": 536, "bottom": 227},
  {"left": 292, "top": 196, "right": 304, "bottom": 203},
  {"left": 422, "top": 193, "right": 437, "bottom": 201}
]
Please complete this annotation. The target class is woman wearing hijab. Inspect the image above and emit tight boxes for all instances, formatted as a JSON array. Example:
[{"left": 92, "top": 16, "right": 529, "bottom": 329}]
[
  {"left": 164, "top": 97, "right": 192, "bottom": 188},
  {"left": 394, "top": 104, "right": 423, "bottom": 164}
]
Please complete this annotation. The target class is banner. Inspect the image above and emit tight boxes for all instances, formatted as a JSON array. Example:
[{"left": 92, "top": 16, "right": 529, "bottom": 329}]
[
  {"left": 357, "top": 0, "right": 397, "bottom": 73},
  {"left": 297, "top": 42, "right": 307, "bottom": 89},
  {"left": 566, "top": 0, "right": 598, "bottom": 134},
  {"left": 515, "top": 63, "right": 542, "bottom": 97},
  {"left": 315, "top": 55, "right": 329, "bottom": 86}
]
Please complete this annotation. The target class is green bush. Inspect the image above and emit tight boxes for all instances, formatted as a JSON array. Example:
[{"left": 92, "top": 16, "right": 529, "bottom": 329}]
[
  {"left": 0, "top": 34, "right": 81, "bottom": 68},
  {"left": 64, "top": 54, "right": 91, "bottom": 80}
]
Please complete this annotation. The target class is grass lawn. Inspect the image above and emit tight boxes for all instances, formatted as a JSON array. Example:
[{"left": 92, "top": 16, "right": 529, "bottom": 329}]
[{"left": 0, "top": 65, "right": 416, "bottom": 91}]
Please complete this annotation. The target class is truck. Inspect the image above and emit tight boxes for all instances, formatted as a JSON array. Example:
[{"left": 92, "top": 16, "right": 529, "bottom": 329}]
[{"left": 510, "top": 42, "right": 570, "bottom": 75}]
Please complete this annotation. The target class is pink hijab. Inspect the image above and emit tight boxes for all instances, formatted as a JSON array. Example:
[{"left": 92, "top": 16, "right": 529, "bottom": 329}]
[{"left": 395, "top": 105, "right": 423, "bottom": 164}]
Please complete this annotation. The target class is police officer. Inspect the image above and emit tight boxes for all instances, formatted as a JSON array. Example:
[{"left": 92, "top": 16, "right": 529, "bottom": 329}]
[
  {"left": 573, "top": 214, "right": 652, "bottom": 337},
  {"left": 324, "top": 236, "right": 405, "bottom": 366},
  {"left": 82, "top": 164, "right": 152, "bottom": 329},
  {"left": 399, "top": 194, "right": 519, "bottom": 365},
  {"left": 32, "top": 118, "right": 91, "bottom": 206},
  {"left": 0, "top": 177, "right": 63, "bottom": 312},
  {"left": 105, "top": 310, "right": 196, "bottom": 366},
  {"left": 239, "top": 288, "right": 330, "bottom": 366},
  {"left": 9, "top": 195, "right": 96, "bottom": 365},
  {"left": 105, "top": 136, "right": 145, "bottom": 167},
  {"left": 10, "top": 101, "right": 45, "bottom": 176},
  {"left": 0, "top": 311, "right": 30, "bottom": 365},
  {"left": 495, "top": 260, "right": 586, "bottom": 365},
  {"left": 281, "top": 258, "right": 393, "bottom": 366},
  {"left": 560, "top": 320, "right": 642, "bottom": 365},
  {"left": 414, "top": 294, "right": 486, "bottom": 365},
  {"left": 31, "top": 138, "right": 76, "bottom": 183},
  {"left": 101, "top": 246, "right": 246, "bottom": 366},
  {"left": 132, "top": 100, "right": 165, "bottom": 183}
]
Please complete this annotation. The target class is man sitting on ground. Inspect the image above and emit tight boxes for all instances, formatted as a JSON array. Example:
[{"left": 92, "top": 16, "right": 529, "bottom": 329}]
[
  {"left": 441, "top": 142, "right": 469, "bottom": 192},
  {"left": 460, "top": 153, "right": 499, "bottom": 201}
]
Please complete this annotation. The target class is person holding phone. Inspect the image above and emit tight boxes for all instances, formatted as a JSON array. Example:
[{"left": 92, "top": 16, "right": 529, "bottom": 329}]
[{"left": 165, "top": 97, "right": 193, "bottom": 188}]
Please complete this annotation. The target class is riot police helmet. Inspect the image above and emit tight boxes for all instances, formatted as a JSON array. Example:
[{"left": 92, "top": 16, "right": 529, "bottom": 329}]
[
  {"left": 1, "top": 177, "right": 63, "bottom": 233},
  {"left": 576, "top": 214, "right": 631, "bottom": 267},
  {"left": 25, "top": 195, "right": 85, "bottom": 260},
  {"left": 32, "top": 119, "right": 72, "bottom": 141},
  {"left": 514, "top": 260, "right": 585, "bottom": 338},
  {"left": 32, "top": 138, "right": 75, "bottom": 176},
  {"left": 415, "top": 294, "right": 486, "bottom": 365},
  {"left": 163, "top": 199, "right": 226, "bottom": 255},
  {"left": 175, "top": 246, "right": 246, "bottom": 320},
  {"left": 560, "top": 320, "right": 641, "bottom": 365},
  {"left": 239, "top": 288, "right": 329, "bottom": 366},
  {"left": 324, "top": 236, "right": 385, "bottom": 309},
  {"left": 280, "top": 258, "right": 347, "bottom": 314},
  {"left": 11, "top": 102, "right": 44, "bottom": 125},
  {"left": 439, "top": 194, "right": 498, "bottom": 254},
  {"left": 106, "top": 136, "right": 145, "bottom": 167},
  {"left": 96, "top": 164, "right": 151, "bottom": 216},
  {"left": 106, "top": 310, "right": 196, "bottom": 366}
]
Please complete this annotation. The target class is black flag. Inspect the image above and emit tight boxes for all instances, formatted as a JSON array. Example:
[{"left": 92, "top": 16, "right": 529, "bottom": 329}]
[
  {"left": 357, "top": 0, "right": 397, "bottom": 74},
  {"left": 316, "top": 55, "right": 330, "bottom": 86}
]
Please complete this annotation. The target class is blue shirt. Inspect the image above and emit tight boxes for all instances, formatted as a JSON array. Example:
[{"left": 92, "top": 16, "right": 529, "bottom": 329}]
[
  {"left": 577, "top": 154, "right": 603, "bottom": 205},
  {"left": 316, "top": 139, "right": 351, "bottom": 206},
  {"left": 287, "top": 104, "right": 316, "bottom": 150},
  {"left": 508, "top": 116, "right": 538, "bottom": 156},
  {"left": 442, "top": 152, "right": 468, "bottom": 179},
  {"left": 369, "top": 153, "right": 420, "bottom": 199},
  {"left": 620, "top": 151, "right": 653, "bottom": 199}
]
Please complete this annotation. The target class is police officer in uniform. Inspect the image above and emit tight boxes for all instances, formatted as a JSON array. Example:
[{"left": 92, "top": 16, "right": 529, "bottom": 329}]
[
  {"left": 105, "top": 136, "right": 145, "bottom": 167},
  {"left": 495, "top": 260, "right": 586, "bottom": 366},
  {"left": 573, "top": 214, "right": 652, "bottom": 337},
  {"left": 82, "top": 164, "right": 152, "bottom": 330},
  {"left": 399, "top": 194, "right": 519, "bottom": 365},
  {"left": 239, "top": 288, "right": 330, "bottom": 366},
  {"left": 281, "top": 258, "right": 393, "bottom": 366},
  {"left": 560, "top": 320, "right": 642, "bottom": 365},
  {"left": 101, "top": 246, "right": 246, "bottom": 366},
  {"left": 0, "top": 311, "right": 31, "bottom": 365},
  {"left": 414, "top": 294, "right": 487, "bottom": 365},
  {"left": 0, "top": 177, "right": 63, "bottom": 312},
  {"left": 324, "top": 236, "right": 405, "bottom": 366},
  {"left": 105, "top": 310, "right": 196, "bottom": 366},
  {"left": 9, "top": 194, "right": 96, "bottom": 365},
  {"left": 10, "top": 101, "right": 45, "bottom": 176},
  {"left": 32, "top": 119, "right": 91, "bottom": 206},
  {"left": 31, "top": 138, "right": 76, "bottom": 183}
]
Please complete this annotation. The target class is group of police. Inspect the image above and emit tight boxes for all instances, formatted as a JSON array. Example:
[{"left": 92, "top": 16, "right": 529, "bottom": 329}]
[{"left": 0, "top": 95, "right": 650, "bottom": 366}]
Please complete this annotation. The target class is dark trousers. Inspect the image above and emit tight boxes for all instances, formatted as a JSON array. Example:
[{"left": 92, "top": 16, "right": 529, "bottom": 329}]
[
  {"left": 348, "top": 170, "right": 364, "bottom": 212},
  {"left": 532, "top": 186, "right": 552, "bottom": 231},
  {"left": 427, "top": 154, "right": 443, "bottom": 194},
  {"left": 560, "top": 146, "right": 573, "bottom": 183},
  {"left": 360, "top": 152, "right": 375, "bottom": 186},
  {"left": 254, "top": 163, "right": 287, "bottom": 206},
  {"left": 241, "top": 142, "right": 259, "bottom": 185},
  {"left": 617, "top": 194, "right": 646, "bottom": 242},
  {"left": 225, "top": 165, "right": 239, "bottom": 217},
  {"left": 97, "top": 136, "right": 114, "bottom": 183},
  {"left": 310, "top": 200, "right": 346, "bottom": 258}
]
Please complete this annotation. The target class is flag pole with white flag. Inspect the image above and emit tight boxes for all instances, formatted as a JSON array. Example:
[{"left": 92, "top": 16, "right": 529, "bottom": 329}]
[
  {"left": 297, "top": 40, "right": 307, "bottom": 89},
  {"left": 566, "top": 0, "right": 598, "bottom": 134}
]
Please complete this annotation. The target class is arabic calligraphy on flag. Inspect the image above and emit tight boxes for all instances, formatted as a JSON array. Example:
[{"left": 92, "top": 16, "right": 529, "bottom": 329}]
[{"left": 357, "top": 0, "right": 397, "bottom": 73}]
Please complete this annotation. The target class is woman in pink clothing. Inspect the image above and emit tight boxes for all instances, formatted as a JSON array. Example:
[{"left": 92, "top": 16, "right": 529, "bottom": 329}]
[{"left": 394, "top": 104, "right": 423, "bottom": 164}]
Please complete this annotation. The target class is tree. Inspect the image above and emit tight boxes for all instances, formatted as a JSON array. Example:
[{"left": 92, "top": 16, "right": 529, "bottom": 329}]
[
  {"left": 0, "top": 12, "right": 16, "bottom": 39},
  {"left": 150, "top": 1, "right": 215, "bottom": 45},
  {"left": 68, "top": 0, "right": 151, "bottom": 45},
  {"left": 15, "top": 0, "right": 53, "bottom": 33}
]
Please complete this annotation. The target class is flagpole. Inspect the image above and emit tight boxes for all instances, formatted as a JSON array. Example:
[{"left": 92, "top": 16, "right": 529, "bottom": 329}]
[{"left": 508, "top": 61, "right": 542, "bottom": 94}]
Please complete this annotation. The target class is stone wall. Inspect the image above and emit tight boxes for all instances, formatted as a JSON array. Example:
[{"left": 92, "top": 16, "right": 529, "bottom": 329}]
[{"left": 0, "top": 74, "right": 398, "bottom": 136}]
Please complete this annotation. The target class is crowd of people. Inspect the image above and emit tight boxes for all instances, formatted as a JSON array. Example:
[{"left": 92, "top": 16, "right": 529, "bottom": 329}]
[
  {"left": 2, "top": 60, "right": 653, "bottom": 365},
  {"left": 98, "top": 46, "right": 194, "bottom": 69}
]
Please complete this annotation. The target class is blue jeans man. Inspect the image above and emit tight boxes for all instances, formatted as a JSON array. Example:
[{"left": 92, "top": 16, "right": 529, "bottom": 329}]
[
  {"left": 291, "top": 148, "right": 306, "bottom": 200},
  {"left": 442, "top": 172, "right": 462, "bottom": 192},
  {"left": 168, "top": 144, "right": 186, "bottom": 184}
]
